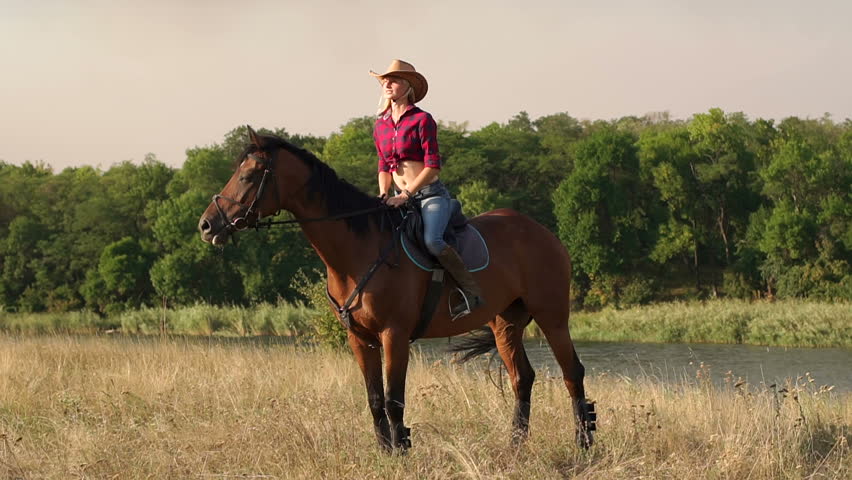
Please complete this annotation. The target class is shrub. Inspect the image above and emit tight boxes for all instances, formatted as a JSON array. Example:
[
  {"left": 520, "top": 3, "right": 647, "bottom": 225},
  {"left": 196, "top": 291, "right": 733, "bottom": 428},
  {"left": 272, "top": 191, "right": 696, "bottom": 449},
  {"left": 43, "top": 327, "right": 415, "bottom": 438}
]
[
  {"left": 618, "top": 276, "right": 657, "bottom": 308},
  {"left": 291, "top": 269, "right": 348, "bottom": 349}
]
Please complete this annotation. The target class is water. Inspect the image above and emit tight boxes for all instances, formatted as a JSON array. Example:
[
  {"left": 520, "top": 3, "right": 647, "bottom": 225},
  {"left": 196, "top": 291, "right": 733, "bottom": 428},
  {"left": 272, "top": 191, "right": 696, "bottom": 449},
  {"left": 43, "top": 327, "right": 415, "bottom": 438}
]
[{"left": 415, "top": 339, "right": 852, "bottom": 393}]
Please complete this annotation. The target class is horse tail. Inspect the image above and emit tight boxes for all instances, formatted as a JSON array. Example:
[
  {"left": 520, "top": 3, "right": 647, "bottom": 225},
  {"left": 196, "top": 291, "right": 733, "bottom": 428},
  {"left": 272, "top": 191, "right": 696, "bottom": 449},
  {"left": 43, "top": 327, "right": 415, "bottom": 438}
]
[{"left": 448, "top": 327, "right": 496, "bottom": 363}]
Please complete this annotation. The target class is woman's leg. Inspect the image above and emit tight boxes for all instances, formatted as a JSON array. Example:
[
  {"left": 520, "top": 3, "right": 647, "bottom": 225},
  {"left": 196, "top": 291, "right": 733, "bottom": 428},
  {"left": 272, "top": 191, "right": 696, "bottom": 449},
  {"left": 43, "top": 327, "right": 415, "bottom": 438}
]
[
  {"left": 419, "top": 192, "right": 484, "bottom": 317},
  {"left": 420, "top": 195, "right": 451, "bottom": 257}
]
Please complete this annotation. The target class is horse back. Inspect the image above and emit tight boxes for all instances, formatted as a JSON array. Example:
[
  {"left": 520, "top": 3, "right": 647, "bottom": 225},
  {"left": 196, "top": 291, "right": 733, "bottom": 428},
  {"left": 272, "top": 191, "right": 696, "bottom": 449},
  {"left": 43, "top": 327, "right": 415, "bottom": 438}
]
[{"left": 470, "top": 208, "right": 572, "bottom": 278}]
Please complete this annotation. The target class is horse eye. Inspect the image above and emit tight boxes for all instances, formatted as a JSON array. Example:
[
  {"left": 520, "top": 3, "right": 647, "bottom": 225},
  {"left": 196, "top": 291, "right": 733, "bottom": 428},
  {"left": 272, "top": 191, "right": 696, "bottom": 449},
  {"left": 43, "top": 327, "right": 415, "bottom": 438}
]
[{"left": 239, "top": 171, "right": 258, "bottom": 183}]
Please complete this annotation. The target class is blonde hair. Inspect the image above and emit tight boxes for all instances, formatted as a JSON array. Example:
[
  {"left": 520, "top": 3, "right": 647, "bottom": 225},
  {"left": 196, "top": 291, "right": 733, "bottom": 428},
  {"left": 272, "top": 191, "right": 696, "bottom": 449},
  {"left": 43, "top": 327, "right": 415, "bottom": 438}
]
[{"left": 376, "top": 77, "right": 417, "bottom": 115}]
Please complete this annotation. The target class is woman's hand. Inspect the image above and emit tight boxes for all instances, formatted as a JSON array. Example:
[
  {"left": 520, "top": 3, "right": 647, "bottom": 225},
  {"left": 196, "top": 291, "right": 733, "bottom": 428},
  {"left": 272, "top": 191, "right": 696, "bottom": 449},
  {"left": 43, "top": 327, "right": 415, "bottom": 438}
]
[{"left": 385, "top": 191, "right": 410, "bottom": 208}]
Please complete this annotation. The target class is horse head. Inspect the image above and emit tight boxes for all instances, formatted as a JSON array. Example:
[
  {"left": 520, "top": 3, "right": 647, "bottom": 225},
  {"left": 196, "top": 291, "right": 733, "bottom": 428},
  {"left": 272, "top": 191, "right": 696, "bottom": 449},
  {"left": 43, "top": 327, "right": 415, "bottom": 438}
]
[{"left": 198, "top": 126, "right": 297, "bottom": 245}]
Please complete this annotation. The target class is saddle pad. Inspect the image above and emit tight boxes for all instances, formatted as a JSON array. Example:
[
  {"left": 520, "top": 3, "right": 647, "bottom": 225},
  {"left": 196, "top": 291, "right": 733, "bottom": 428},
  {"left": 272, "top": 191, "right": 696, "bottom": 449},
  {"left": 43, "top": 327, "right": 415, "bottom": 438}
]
[{"left": 401, "top": 224, "right": 489, "bottom": 272}]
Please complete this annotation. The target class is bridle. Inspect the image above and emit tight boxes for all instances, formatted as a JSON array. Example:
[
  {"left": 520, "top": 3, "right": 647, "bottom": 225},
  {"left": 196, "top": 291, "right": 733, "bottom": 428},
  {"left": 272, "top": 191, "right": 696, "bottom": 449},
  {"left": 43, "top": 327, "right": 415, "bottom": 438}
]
[{"left": 211, "top": 149, "right": 280, "bottom": 234}]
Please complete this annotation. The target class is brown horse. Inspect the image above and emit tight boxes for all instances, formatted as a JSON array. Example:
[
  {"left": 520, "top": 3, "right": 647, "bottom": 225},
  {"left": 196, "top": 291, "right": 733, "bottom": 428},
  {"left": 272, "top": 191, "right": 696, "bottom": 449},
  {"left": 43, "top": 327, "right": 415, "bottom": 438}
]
[{"left": 198, "top": 127, "right": 596, "bottom": 452}]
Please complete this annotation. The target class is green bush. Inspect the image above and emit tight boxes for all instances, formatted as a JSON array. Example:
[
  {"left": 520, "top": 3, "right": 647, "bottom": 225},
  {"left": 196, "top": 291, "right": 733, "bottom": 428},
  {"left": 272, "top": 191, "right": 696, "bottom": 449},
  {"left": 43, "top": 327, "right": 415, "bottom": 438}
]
[
  {"left": 290, "top": 269, "right": 348, "bottom": 349},
  {"left": 618, "top": 277, "right": 657, "bottom": 308}
]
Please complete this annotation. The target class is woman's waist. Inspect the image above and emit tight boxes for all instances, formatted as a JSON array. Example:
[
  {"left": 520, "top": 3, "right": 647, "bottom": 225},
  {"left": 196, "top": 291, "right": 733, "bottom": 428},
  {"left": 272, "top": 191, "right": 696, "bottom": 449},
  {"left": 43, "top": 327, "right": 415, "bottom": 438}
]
[
  {"left": 395, "top": 179, "right": 447, "bottom": 199},
  {"left": 391, "top": 161, "right": 435, "bottom": 182}
]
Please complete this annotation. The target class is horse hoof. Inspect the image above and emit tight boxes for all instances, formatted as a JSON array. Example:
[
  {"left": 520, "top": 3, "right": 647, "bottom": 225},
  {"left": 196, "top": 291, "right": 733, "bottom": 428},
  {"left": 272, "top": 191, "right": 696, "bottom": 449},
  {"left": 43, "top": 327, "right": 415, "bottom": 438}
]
[
  {"left": 576, "top": 429, "right": 594, "bottom": 450},
  {"left": 377, "top": 440, "right": 393, "bottom": 453},
  {"left": 391, "top": 426, "right": 412, "bottom": 453}
]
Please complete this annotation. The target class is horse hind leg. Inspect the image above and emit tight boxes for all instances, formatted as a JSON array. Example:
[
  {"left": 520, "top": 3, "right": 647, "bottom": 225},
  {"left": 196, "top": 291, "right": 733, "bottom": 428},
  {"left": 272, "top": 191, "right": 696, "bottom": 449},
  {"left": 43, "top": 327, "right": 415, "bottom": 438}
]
[
  {"left": 491, "top": 300, "right": 536, "bottom": 445},
  {"left": 533, "top": 311, "right": 596, "bottom": 449}
]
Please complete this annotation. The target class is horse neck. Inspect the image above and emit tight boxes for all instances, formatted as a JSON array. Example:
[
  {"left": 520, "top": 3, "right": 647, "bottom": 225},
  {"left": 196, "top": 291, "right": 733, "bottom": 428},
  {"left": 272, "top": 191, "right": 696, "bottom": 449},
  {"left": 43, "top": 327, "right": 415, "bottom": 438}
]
[{"left": 285, "top": 186, "right": 382, "bottom": 278}]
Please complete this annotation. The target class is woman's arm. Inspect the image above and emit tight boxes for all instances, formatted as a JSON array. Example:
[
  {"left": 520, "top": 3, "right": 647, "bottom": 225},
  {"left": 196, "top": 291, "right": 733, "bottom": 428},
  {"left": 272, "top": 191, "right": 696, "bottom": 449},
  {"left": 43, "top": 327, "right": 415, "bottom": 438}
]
[
  {"left": 378, "top": 171, "right": 393, "bottom": 197},
  {"left": 405, "top": 113, "right": 441, "bottom": 194},
  {"left": 374, "top": 125, "right": 393, "bottom": 197},
  {"left": 403, "top": 167, "right": 440, "bottom": 195}
]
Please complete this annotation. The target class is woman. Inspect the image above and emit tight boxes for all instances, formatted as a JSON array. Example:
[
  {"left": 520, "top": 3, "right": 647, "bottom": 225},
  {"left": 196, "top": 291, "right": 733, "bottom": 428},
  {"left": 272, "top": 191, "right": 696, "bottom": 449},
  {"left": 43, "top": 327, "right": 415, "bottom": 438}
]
[{"left": 369, "top": 59, "right": 484, "bottom": 317}]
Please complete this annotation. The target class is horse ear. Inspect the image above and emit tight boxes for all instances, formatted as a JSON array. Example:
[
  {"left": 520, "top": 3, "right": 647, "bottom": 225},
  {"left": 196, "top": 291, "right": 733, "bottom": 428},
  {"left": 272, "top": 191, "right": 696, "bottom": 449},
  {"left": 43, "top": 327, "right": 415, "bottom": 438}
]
[{"left": 247, "top": 125, "right": 263, "bottom": 147}]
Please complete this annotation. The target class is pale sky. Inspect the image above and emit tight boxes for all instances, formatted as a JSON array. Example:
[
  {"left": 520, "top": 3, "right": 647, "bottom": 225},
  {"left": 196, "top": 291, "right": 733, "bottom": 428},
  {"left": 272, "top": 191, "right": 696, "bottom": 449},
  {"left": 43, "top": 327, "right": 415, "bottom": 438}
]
[{"left": 2, "top": 0, "right": 850, "bottom": 170}]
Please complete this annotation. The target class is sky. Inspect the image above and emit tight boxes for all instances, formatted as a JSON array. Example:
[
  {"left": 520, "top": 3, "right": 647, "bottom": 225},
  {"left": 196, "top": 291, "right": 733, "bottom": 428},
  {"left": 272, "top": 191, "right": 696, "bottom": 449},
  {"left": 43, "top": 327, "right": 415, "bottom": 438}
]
[{"left": 1, "top": 0, "right": 850, "bottom": 170}]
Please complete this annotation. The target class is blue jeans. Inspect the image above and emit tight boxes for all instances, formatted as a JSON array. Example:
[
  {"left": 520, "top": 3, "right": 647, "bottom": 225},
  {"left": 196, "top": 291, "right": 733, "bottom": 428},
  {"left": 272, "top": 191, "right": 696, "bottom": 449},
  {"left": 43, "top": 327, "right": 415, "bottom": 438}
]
[{"left": 414, "top": 181, "right": 451, "bottom": 256}]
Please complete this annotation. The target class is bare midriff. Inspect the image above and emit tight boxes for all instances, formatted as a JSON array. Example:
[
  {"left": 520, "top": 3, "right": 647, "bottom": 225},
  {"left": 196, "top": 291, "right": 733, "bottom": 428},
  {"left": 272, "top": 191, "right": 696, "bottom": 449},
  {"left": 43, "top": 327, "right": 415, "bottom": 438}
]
[{"left": 392, "top": 160, "right": 439, "bottom": 191}]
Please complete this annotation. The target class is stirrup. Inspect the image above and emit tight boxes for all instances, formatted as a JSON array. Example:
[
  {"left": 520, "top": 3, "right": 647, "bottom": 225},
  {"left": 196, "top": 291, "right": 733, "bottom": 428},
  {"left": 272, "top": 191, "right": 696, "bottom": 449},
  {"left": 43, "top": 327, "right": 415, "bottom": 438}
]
[{"left": 449, "top": 288, "right": 473, "bottom": 321}]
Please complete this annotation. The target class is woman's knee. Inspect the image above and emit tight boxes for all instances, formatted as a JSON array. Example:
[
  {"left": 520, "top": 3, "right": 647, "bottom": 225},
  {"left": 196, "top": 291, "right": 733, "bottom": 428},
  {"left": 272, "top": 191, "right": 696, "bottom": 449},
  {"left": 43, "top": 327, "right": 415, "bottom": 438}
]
[{"left": 424, "top": 237, "right": 447, "bottom": 257}]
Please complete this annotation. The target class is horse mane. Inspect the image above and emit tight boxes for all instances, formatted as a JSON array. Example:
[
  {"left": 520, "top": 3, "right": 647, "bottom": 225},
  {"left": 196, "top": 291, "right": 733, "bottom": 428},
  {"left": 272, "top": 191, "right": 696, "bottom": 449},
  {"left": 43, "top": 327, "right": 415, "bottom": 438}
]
[{"left": 246, "top": 134, "right": 385, "bottom": 235}]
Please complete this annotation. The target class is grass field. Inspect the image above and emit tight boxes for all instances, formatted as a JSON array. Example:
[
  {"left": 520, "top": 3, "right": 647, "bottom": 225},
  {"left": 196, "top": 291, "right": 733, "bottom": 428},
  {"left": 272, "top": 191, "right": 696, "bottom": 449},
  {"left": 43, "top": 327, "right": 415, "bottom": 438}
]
[{"left": 0, "top": 335, "right": 847, "bottom": 479}]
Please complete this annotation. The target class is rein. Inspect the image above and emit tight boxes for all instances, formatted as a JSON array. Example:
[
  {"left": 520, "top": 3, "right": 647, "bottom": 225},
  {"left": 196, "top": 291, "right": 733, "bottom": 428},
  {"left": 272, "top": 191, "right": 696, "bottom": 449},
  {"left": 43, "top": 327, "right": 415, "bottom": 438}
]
[
  {"left": 253, "top": 205, "right": 390, "bottom": 229},
  {"left": 213, "top": 151, "right": 390, "bottom": 232}
]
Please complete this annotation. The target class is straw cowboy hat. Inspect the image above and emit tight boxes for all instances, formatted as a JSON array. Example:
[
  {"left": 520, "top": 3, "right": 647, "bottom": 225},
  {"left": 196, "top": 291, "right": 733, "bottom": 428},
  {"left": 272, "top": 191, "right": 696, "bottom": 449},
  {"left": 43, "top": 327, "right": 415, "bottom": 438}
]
[{"left": 369, "top": 59, "right": 428, "bottom": 103}]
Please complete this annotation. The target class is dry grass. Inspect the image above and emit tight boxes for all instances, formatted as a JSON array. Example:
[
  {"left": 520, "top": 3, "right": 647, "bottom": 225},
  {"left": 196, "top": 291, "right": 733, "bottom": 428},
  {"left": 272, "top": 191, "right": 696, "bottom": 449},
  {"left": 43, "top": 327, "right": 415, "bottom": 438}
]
[{"left": 0, "top": 335, "right": 847, "bottom": 479}]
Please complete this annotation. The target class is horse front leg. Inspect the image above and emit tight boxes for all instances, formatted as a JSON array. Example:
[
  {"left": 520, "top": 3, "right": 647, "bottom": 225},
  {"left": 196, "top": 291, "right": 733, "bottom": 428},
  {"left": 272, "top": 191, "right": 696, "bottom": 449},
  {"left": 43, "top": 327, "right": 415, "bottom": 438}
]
[
  {"left": 382, "top": 331, "right": 412, "bottom": 452},
  {"left": 349, "top": 333, "right": 392, "bottom": 451}
]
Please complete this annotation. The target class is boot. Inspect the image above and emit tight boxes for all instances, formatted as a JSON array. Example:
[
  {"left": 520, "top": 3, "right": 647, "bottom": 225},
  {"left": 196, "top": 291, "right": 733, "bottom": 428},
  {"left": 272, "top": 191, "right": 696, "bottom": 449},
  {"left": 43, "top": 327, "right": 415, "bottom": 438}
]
[{"left": 436, "top": 246, "right": 485, "bottom": 318}]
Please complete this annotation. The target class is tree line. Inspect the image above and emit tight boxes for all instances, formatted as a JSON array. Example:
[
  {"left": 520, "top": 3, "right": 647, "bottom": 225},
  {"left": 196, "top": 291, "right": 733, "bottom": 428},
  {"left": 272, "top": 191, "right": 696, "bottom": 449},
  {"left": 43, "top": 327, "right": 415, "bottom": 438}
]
[{"left": 1, "top": 109, "right": 850, "bottom": 314}]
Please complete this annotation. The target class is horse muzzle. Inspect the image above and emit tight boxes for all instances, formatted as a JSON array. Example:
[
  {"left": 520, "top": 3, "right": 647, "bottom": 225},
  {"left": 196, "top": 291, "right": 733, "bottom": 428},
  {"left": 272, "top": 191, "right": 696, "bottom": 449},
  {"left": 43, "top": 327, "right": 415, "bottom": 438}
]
[{"left": 198, "top": 214, "right": 230, "bottom": 245}]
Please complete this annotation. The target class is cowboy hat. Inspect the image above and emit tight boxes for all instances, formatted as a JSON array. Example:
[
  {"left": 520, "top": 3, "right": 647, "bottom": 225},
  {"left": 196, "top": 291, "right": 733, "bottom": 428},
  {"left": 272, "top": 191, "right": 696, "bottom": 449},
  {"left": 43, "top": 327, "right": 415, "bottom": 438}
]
[{"left": 369, "top": 59, "right": 428, "bottom": 103}]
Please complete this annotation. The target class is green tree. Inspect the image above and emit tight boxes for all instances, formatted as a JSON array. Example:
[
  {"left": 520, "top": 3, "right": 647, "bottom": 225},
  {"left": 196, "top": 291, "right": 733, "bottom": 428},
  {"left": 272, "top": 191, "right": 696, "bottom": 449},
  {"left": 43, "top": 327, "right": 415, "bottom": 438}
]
[
  {"left": 0, "top": 216, "right": 47, "bottom": 310},
  {"left": 752, "top": 118, "right": 852, "bottom": 298},
  {"left": 553, "top": 127, "right": 656, "bottom": 306},
  {"left": 82, "top": 237, "right": 155, "bottom": 312},
  {"left": 322, "top": 116, "right": 377, "bottom": 193},
  {"left": 457, "top": 180, "right": 510, "bottom": 216},
  {"left": 638, "top": 126, "right": 705, "bottom": 283},
  {"left": 688, "top": 109, "right": 760, "bottom": 268}
]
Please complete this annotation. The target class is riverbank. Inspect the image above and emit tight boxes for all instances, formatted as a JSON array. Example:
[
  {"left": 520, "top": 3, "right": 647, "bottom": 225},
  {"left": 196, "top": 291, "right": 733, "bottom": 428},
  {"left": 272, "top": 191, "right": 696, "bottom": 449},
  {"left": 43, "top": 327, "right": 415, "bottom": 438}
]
[
  {"left": 558, "top": 300, "right": 851, "bottom": 348},
  {"left": 1, "top": 299, "right": 849, "bottom": 348},
  {"left": 0, "top": 335, "right": 846, "bottom": 479}
]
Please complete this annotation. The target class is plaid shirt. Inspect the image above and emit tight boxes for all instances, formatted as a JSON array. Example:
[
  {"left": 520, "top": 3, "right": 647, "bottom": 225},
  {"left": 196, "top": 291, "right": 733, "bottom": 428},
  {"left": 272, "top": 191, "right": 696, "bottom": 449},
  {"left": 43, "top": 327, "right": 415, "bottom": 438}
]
[{"left": 373, "top": 105, "right": 441, "bottom": 173}]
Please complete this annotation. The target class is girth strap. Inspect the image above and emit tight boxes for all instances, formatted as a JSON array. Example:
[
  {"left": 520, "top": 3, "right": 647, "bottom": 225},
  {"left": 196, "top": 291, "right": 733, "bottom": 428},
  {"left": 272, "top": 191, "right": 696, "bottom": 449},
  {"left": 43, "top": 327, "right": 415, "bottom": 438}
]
[{"left": 409, "top": 269, "right": 444, "bottom": 342}]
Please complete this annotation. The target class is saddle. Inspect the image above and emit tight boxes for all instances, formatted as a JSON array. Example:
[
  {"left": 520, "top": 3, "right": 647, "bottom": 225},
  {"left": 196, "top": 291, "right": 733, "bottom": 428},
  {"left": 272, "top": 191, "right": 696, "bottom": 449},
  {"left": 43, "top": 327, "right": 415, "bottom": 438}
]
[{"left": 399, "top": 199, "right": 489, "bottom": 272}]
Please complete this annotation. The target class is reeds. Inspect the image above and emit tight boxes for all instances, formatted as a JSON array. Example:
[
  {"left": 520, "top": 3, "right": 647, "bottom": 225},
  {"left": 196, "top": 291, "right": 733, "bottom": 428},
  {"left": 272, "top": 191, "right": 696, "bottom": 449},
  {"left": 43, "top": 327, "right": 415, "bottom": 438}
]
[
  {"left": 0, "top": 302, "right": 315, "bottom": 337},
  {"left": 0, "top": 335, "right": 847, "bottom": 479},
  {"left": 560, "top": 299, "right": 852, "bottom": 347}
]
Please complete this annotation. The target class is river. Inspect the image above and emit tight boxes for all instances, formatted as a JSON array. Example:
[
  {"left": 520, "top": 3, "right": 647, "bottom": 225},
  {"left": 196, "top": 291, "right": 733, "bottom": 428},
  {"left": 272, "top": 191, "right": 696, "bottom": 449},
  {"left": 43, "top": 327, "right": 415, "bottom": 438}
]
[{"left": 414, "top": 338, "right": 852, "bottom": 393}]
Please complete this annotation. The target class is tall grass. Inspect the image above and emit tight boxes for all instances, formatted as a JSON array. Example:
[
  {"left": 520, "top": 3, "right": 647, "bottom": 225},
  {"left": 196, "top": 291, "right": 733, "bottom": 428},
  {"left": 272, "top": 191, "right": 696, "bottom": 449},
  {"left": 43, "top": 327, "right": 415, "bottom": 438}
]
[
  {"left": 0, "top": 335, "right": 847, "bottom": 479},
  {"left": 556, "top": 299, "right": 852, "bottom": 347},
  {"left": 2, "top": 299, "right": 849, "bottom": 348},
  {"left": 0, "top": 301, "right": 315, "bottom": 337},
  {"left": 118, "top": 301, "right": 314, "bottom": 336},
  {"left": 0, "top": 310, "right": 117, "bottom": 334}
]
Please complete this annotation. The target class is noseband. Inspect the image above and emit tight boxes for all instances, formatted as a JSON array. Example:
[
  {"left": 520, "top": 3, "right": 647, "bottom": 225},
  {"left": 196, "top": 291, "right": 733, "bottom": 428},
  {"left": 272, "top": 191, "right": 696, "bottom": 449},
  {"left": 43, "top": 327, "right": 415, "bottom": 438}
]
[{"left": 212, "top": 151, "right": 280, "bottom": 233}]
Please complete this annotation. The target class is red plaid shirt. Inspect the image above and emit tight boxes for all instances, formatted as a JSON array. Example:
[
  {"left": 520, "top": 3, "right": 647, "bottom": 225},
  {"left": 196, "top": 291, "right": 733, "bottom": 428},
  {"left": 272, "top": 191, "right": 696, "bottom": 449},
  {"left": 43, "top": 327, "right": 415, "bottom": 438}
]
[{"left": 373, "top": 105, "right": 441, "bottom": 173}]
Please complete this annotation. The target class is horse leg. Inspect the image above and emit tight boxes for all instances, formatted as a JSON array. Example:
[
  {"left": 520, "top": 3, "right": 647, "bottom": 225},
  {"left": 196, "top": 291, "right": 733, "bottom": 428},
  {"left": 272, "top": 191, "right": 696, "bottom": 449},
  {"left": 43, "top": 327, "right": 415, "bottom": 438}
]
[
  {"left": 535, "top": 315, "right": 596, "bottom": 449},
  {"left": 382, "top": 331, "right": 412, "bottom": 452},
  {"left": 491, "top": 303, "right": 536, "bottom": 444},
  {"left": 348, "top": 333, "right": 392, "bottom": 451}
]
